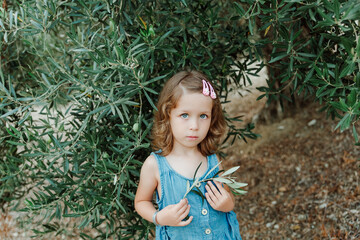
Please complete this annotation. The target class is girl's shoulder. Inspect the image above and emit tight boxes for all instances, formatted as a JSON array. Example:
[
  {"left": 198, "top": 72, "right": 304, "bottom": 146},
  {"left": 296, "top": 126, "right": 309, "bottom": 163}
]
[
  {"left": 208, "top": 153, "right": 220, "bottom": 162},
  {"left": 139, "top": 154, "right": 160, "bottom": 183},
  {"left": 210, "top": 153, "right": 224, "bottom": 170},
  {"left": 141, "top": 154, "right": 157, "bottom": 172}
]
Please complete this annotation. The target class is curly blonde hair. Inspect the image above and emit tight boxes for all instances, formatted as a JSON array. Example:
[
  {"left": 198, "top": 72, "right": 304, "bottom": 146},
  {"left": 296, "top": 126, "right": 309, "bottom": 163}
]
[{"left": 151, "top": 70, "right": 226, "bottom": 156}]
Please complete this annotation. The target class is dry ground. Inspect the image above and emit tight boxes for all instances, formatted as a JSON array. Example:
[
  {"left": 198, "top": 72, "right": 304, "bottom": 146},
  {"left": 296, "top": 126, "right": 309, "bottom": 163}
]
[{"left": 227, "top": 102, "right": 360, "bottom": 240}]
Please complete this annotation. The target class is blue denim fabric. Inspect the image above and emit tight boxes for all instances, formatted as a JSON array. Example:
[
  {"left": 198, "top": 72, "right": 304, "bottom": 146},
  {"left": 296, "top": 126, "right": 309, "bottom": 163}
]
[{"left": 152, "top": 152, "right": 242, "bottom": 240}]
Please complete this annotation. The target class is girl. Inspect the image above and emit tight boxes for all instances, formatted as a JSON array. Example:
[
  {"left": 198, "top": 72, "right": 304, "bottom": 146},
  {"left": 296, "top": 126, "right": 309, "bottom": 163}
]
[{"left": 134, "top": 70, "right": 242, "bottom": 239}]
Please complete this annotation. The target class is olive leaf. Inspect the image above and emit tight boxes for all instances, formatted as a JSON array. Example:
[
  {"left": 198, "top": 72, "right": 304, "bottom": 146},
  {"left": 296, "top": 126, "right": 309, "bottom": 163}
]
[{"left": 183, "top": 161, "right": 247, "bottom": 199}]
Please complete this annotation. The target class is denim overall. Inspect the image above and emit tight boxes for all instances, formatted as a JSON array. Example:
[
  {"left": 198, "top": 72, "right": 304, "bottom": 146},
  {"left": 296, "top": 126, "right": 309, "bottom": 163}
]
[{"left": 152, "top": 152, "right": 242, "bottom": 240}]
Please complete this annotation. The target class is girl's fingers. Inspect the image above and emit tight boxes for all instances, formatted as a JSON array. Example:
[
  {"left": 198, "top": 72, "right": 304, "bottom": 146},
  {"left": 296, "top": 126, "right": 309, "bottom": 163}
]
[
  {"left": 174, "top": 198, "right": 187, "bottom": 212},
  {"left": 205, "top": 183, "right": 213, "bottom": 195},
  {"left": 178, "top": 215, "right": 193, "bottom": 227},
  {"left": 206, "top": 182, "right": 220, "bottom": 199},
  {"left": 205, "top": 192, "right": 216, "bottom": 208},
  {"left": 213, "top": 181, "right": 226, "bottom": 195},
  {"left": 177, "top": 199, "right": 189, "bottom": 215},
  {"left": 179, "top": 204, "right": 191, "bottom": 221}
]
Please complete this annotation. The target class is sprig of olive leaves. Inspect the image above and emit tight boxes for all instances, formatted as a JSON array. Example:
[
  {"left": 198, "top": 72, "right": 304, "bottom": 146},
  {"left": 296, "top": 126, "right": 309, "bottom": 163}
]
[{"left": 183, "top": 161, "right": 248, "bottom": 200}]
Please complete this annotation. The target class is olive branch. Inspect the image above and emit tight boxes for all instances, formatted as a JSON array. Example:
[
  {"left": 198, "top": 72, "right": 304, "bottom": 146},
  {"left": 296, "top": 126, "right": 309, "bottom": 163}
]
[{"left": 183, "top": 161, "right": 248, "bottom": 200}]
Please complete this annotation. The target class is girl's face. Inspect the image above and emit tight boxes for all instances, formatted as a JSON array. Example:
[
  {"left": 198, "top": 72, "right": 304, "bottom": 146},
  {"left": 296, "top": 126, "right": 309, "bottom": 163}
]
[{"left": 169, "top": 92, "right": 213, "bottom": 151}]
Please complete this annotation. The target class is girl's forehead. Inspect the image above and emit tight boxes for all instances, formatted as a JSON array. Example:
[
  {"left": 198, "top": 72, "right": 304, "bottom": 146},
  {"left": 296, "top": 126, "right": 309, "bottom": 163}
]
[{"left": 173, "top": 92, "right": 213, "bottom": 112}]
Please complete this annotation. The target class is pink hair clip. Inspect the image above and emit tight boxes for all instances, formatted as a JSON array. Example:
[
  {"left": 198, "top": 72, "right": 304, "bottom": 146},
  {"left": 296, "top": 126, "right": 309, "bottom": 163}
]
[
  {"left": 202, "top": 79, "right": 216, "bottom": 99},
  {"left": 208, "top": 82, "right": 216, "bottom": 99},
  {"left": 202, "top": 80, "right": 209, "bottom": 96}
]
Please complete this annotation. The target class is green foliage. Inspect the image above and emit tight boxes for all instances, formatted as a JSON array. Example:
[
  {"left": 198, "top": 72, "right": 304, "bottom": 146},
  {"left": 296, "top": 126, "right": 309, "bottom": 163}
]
[
  {"left": 236, "top": 0, "right": 360, "bottom": 144},
  {"left": 0, "top": 0, "right": 258, "bottom": 238}
]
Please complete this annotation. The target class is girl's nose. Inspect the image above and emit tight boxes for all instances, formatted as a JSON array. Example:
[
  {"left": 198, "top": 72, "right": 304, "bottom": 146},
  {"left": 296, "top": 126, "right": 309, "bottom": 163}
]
[{"left": 189, "top": 118, "right": 199, "bottom": 130}]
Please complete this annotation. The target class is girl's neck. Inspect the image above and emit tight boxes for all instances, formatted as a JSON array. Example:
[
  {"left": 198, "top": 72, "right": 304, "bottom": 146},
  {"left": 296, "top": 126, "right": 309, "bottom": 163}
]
[
  {"left": 165, "top": 148, "right": 208, "bottom": 179},
  {"left": 169, "top": 146, "right": 202, "bottom": 158}
]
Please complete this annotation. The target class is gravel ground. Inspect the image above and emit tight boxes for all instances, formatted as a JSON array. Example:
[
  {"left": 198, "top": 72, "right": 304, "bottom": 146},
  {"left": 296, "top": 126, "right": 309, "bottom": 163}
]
[{"left": 227, "top": 102, "right": 360, "bottom": 240}]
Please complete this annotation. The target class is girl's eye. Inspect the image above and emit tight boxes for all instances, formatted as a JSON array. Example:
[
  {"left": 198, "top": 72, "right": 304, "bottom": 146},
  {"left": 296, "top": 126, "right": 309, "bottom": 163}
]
[
  {"left": 200, "top": 114, "right": 208, "bottom": 119},
  {"left": 180, "top": 113, "right": 189, "bottom": 119}
]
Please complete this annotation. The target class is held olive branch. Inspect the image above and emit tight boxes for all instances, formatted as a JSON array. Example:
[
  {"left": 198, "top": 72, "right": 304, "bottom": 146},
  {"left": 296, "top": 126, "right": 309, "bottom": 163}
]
[{"left": 183, "top": 161, "right": 248, "bottom": 200}]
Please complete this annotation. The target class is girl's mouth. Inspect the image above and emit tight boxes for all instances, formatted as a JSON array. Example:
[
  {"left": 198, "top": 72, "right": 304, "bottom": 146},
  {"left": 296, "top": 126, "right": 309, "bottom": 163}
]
[{"left": 186, "top": 136, "right": 199, "bottom": 140}]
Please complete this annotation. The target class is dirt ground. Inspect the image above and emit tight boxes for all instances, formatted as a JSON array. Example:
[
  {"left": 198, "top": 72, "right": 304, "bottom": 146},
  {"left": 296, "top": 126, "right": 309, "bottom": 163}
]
[{"left": 226, "top": 102, "right": 360, "bottom": 240}]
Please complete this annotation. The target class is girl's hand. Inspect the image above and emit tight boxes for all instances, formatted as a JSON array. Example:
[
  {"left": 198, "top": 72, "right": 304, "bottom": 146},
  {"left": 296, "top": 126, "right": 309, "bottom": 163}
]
[
  {"left": 205, "top": 181, "right": 235, "bottom": 212},
  {"left": 156, "top": 198, "right": 193, "bottom": 227}
]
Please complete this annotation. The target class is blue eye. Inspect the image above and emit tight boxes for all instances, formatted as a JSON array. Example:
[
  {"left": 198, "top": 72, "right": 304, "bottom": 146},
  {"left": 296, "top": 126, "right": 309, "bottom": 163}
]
[
  {"left": 200, "top": 114, "right": 208, "bottom": 119},
  {"left": 180, "top": 113, "right": 189, "bottom": 119}
]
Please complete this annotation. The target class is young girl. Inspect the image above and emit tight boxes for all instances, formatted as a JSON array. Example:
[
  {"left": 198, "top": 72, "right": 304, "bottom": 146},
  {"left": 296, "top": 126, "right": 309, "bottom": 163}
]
[{"left": 134, "top": 70, "right": 242, "bottom": 239}]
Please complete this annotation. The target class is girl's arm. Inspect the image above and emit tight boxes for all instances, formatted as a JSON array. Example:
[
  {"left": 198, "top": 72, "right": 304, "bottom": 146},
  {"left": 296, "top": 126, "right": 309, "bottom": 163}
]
[
  {"left": 134, "top": 155, "right": 193, "bottom": 226},
  {"left": 134, "top": 155, "right": 159, "bottom": 223},
  {"left": 204, "top": 161, "right": 236, "bottom": 212}
]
